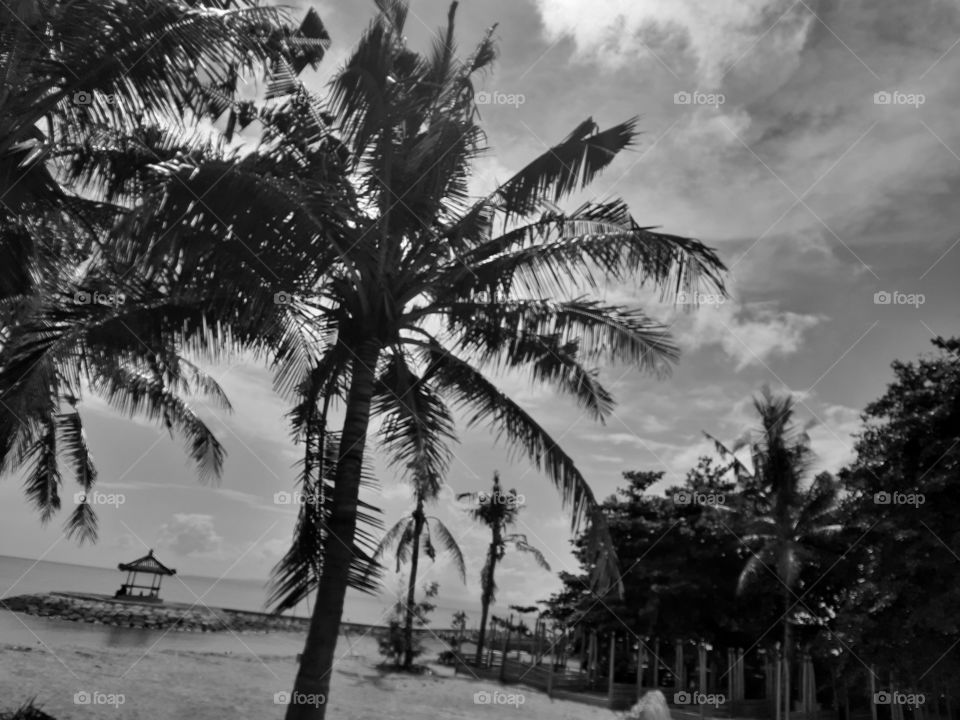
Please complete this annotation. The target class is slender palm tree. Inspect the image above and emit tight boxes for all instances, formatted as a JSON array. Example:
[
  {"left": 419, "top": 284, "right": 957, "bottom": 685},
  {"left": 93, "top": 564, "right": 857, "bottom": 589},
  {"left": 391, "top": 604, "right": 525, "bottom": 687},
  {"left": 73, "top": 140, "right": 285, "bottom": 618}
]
[
  {"left": 373, "top": 465, "right": 466, "bottom": 669},
  {"left": 459, "top": 472, "right": 551, "bottom": 664},
  {"left": 4, "top": 2, "right": 726, "bottom": 716},
  {"left": 0, "top": 1, "right": 329, "bottom": 540},
  {"left": 709, "top": 387, "right": 841, "bottom": 720}
]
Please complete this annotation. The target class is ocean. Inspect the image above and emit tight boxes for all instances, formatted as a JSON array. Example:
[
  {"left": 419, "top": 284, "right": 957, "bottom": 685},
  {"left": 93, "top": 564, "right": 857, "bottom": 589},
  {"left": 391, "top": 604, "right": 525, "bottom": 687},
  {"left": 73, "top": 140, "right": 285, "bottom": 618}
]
[{"left": 0, "top": 555, "right": 472, "bottom": 655}]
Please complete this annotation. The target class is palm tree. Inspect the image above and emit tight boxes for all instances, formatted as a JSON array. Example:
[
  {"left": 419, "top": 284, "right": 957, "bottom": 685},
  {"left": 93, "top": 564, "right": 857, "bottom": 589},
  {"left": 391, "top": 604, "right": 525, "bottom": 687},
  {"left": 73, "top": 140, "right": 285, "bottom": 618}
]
[
  {"left": 459, "top": 472, "right": 551, "bottom": 664},
  {"left": 0, "top": 1, "right": 329, "bottom": 540},
  {"left": 3, "top": 2, "right": 725, "bottom": 715},
  {"left": 709, "top": 387, "right": 841, "bottom": 720},
  {"left": 373, "top": 464, "right": 466, "bottom": 669}
]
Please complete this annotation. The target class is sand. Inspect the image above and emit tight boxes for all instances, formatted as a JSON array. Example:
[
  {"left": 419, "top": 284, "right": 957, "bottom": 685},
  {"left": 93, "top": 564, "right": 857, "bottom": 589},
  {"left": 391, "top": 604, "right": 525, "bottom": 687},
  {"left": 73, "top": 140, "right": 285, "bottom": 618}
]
[{"left": 0, "top": 631, "right": 617, "bottom": 719}]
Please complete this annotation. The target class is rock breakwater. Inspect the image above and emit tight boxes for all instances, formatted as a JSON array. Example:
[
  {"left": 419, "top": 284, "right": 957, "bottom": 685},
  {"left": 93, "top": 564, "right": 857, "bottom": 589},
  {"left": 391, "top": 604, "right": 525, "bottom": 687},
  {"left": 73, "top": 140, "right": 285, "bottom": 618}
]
[{"left": 1, "top": 592, "right": 310, "bottom": 633}]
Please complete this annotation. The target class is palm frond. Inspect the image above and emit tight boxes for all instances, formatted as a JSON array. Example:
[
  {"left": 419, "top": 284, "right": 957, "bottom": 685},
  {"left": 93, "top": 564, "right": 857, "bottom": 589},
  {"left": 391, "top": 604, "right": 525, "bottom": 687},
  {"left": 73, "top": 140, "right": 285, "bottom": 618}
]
[
  {"left": 372, "top": 350, "right": 456, "bottom": 489},
  {"left": 426, "top": 516, "right": 466, "bottom": 582}
]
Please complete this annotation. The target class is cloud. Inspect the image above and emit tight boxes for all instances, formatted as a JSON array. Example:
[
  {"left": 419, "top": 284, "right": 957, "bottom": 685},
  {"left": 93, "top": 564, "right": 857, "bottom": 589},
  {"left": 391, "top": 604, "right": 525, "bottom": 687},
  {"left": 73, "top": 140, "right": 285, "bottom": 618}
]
[
  {"left": 673, "top": 300, "right": 823, "bottom": 371},
  {"left": 533, "top": 0, "right": 813, "bottom": 85},
  {"left": 158, "top": 514, "right": 223, "bottom": 556}
]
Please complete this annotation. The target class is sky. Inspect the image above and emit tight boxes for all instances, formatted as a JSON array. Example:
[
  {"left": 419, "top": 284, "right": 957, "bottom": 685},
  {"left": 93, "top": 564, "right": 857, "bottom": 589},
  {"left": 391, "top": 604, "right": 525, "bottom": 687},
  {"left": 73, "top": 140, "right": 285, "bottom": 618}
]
[{"left": 2, "top": 0, "right": 959, "bottom": 620}]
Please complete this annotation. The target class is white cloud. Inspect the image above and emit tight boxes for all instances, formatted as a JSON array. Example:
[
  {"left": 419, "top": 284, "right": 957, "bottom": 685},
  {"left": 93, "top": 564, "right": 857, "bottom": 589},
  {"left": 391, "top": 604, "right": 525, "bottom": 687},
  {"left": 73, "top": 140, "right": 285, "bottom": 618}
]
[
  {"left": 158, "top": 514, "right": 223, "bottom": 556},
  {"left": 674, "top": 300, "right": 823, "bottom": 371},
  {"left": 533, "top": 0, "right": 813, "bottom": 85}
]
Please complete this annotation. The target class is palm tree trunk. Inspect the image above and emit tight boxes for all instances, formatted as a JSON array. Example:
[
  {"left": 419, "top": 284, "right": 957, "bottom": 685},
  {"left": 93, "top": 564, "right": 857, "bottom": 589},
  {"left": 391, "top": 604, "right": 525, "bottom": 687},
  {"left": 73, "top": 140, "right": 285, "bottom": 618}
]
[
  {"left": 474, "top": 543, "right": 497, "bottom": 665},
  {"left": 402, "top": 500, "right": 425, "bottom": 669},
  {"left": 285, "top": 340, "right": 381, "bottom": 720}
]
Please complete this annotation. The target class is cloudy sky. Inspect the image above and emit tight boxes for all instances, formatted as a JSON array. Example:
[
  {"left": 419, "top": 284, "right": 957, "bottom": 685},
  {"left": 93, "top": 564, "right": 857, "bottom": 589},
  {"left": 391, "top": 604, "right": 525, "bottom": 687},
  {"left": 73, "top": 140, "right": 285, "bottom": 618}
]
[{"left": 3, "top": 0, "right": 959, "bottom": 618}]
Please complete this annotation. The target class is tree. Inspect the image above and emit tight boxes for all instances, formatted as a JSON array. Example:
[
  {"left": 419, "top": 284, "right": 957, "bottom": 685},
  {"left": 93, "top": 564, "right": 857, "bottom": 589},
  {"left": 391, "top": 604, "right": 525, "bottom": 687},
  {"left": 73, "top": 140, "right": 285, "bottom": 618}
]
[
  {"left": 0, "top": 0, "right": 328, "bottom": 540},
  {"left": 373, "top": 464, "right": 466, "bottom": 669},
  {"left": 834, "top": 337, "right": 960, "bottom": 698},
  {"left": 452, "top": 610, "right": 468, "bottom": 647},
  {"left": 459, "top": 472, "right": 551, "bottom": 664},
  {"left": 710, "top": 387, "right": 841, "bottom": 720},
  {"left": 545, "top": 460, "right": 763, "bottom": 653}
]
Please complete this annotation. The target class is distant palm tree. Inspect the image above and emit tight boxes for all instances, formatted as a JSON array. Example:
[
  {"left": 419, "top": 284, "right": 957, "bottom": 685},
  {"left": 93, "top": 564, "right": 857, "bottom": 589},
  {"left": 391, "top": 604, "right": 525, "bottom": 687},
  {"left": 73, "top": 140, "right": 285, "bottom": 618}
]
[
  {"left": 373, "top": 464, "right": 466, "bottom": 669},
  {"left": 452, "top": 610, "right": 468, "bottom": 646},
  {"left": 460, "top": 473, "right": 551, "bottom": 664},
  {"left": 709, "top": 387, "right": 841, "bottom": 720}
]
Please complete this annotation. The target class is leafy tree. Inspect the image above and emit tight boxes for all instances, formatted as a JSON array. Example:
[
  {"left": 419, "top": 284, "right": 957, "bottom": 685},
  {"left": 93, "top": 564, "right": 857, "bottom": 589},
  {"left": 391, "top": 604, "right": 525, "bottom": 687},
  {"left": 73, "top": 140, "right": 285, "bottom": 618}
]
[
  {"left": 545, "top": 460, "right": 756, "bottom": 653},
  {"left": 459, "top": 472, "right": 551, "bottom": 664},
  {"left": 373, "top": 465, "right": 466, "bottom": 669},
  {"left": 711, "top": 387, "right": 841, "bottom": 720},
  {"left": 378, "top": 580, "right": 439, "bottom": 670},
  {"left": 835, "top": 337, "right": 960, "bottom": 697}
]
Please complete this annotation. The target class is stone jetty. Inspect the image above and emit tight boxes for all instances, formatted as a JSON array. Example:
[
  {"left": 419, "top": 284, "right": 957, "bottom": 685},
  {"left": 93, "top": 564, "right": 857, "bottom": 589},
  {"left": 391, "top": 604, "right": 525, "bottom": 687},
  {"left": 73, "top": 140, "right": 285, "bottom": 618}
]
[{"left": 0, "top": 592, "right": 310, "bottom": 633}]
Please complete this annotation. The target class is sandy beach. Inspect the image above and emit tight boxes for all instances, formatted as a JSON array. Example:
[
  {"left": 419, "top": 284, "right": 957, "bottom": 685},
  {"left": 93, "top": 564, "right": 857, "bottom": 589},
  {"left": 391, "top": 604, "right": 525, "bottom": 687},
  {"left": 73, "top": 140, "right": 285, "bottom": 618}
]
[{"left": 0, "top": 630, "right": 616, "bottom": 719}]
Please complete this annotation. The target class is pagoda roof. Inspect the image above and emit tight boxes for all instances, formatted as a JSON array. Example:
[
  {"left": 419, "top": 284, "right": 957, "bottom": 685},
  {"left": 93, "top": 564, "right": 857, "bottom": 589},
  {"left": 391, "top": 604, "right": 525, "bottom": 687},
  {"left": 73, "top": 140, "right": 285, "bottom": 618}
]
[{"left": 117, "top": 549, "right": 176, "bottom": 576}]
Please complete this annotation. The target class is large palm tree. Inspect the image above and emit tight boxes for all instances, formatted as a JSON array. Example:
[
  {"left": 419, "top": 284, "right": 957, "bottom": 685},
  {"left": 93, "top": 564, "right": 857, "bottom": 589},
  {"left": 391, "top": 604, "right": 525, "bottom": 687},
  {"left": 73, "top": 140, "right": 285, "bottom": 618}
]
[
  {"left": 710, "top": 387, "right": 841, "bottom": 720},
  {"left": 459, "top": 472, "right": 551, "bottom": 664},
  {"left": 373, "top": 464, "right": 466, "bottom": 669},
  {"left": 4, "top": 2, "right": 726, "bottom": 716},
  {"left": 0, "top": 1, "right": 330, "bottom": 539}
]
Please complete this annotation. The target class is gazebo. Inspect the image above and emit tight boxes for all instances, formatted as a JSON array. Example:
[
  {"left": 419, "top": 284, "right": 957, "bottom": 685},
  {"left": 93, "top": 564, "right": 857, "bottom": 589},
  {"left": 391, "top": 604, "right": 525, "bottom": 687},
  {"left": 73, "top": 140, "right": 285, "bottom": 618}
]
[{"left": 115, "top": 549, "right": 176, "bottom": 602}]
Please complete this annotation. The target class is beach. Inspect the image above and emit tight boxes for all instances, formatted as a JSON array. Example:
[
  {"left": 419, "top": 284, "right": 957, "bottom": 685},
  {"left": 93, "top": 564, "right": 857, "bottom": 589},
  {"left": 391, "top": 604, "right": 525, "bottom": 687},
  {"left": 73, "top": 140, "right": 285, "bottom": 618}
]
[{"left": 0, "top": 629, "right": 616, "bottom": 719}]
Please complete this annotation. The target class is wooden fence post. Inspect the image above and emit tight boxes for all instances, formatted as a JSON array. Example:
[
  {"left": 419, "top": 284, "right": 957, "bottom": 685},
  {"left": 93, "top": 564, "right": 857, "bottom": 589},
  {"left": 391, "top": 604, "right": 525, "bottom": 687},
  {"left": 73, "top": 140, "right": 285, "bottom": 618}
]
[
  {"left": 637, "top": 640, "right": 646, "bottom": 700},
  {"left": 653, "top": 638, "right": 660, "bottom": 688},
  {"left": 609, "top": 631, "right": 617, "bottom": 707}
]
